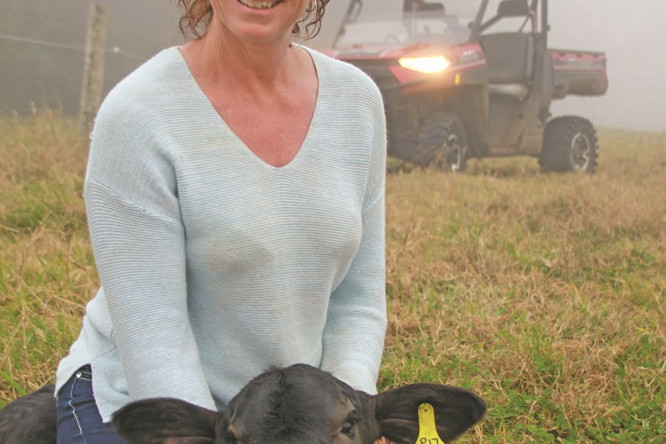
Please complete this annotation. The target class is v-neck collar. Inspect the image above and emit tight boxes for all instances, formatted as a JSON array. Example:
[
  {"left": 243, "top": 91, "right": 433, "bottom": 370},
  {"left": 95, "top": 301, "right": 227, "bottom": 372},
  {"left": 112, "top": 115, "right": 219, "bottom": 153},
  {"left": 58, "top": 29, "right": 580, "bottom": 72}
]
[{"left": 172, "top": 45, "right": 323, "bottom": 171}]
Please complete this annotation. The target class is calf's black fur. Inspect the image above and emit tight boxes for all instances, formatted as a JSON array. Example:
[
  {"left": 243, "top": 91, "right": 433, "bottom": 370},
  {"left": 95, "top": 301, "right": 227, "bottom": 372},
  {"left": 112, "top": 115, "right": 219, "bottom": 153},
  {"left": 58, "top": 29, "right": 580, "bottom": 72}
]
[
  {"left": 0, "top": 384, "right": 56, "bottom": 444},
  {"left": 0, "top": 364, "right": 485, "bottom": 444}
]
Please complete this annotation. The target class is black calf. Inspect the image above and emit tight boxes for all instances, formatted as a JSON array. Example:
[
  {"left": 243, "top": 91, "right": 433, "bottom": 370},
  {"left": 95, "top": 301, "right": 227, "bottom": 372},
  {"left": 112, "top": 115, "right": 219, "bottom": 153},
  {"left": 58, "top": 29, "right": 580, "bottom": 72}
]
[{"left": 0, "top": 364, "right": 486, "bottom": 444}]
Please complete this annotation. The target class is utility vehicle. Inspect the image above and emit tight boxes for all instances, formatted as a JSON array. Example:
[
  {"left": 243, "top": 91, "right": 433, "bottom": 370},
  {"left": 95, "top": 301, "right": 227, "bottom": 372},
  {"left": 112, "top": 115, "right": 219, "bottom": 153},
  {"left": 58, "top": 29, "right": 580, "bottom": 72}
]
[{"left": 326, "top": 0, "right": 608, "bottom": 172}]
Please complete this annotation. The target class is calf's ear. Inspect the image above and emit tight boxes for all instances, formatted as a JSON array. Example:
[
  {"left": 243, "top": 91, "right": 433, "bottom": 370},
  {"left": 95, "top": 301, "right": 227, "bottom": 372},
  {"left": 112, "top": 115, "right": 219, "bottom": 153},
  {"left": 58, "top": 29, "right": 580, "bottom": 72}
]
[
  {"left": 112, "top": 398, "right": 219, "bottom": 444},
  {"left": 373, "top": 383, "right": 486, "bottom": 443}
]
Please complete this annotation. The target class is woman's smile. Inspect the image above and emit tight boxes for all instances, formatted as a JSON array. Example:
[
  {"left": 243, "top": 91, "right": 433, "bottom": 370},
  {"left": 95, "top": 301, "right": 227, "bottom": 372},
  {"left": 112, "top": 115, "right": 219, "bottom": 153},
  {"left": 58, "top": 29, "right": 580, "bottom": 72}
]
[
  {"left": 237, "top": 0, "right": 284, "bottom": 10},
  {"left": 207, "top": 0, "right": 308, "bottom": 47}
]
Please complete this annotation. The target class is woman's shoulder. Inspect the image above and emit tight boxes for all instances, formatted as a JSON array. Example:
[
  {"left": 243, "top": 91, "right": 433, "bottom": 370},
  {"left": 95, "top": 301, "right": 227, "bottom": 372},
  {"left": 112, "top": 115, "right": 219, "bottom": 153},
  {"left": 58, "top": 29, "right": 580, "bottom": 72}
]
[
  {"left": 305, "top": 47, "right": 381, "bottom": 96},
  {"left": 100, "top": 47, "right": 189, "bottom": 114},
  {"left": 93, "top": 47, "right": 193, "bottom": 133},
  {"left": 115, "top": 47, "right": 184, "bottom": 88}
]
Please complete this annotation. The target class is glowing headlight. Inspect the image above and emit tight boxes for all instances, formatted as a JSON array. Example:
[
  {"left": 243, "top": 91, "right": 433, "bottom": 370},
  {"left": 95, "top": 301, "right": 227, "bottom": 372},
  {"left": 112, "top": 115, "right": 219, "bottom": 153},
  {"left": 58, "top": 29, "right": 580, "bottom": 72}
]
[{"left": 398, "top": 55, "right": 451, "bottom": 74}]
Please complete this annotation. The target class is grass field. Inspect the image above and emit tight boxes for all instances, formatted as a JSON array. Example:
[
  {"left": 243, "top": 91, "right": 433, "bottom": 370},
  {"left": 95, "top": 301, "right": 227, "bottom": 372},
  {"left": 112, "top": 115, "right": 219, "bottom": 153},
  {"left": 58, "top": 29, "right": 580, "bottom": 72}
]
[{"left": 1, "top": 111, "right": 664, "bottom": 442}]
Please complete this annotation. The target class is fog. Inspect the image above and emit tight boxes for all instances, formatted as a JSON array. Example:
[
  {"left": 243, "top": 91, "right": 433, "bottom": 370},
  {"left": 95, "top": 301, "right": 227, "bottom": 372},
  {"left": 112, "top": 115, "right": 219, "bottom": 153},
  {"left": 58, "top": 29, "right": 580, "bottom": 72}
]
[
  {"left": 0, "top": 0, "right": 664, "bottom": 132},
  {"left": 309, "top": 0, "right": 666, "bottom": 132},
  {"left": 548, "top": 0, "right": 666, "bottom": 132},
  {"left": 0, "top": 0, "right": 182, "bottom": 114}
]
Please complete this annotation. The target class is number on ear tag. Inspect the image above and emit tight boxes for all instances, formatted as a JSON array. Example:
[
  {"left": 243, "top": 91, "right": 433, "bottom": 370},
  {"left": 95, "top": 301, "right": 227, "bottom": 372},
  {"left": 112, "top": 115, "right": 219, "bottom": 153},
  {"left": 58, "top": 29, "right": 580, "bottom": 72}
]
[{"left": 415, "top": 403, "right": 445, "bottom": 444}]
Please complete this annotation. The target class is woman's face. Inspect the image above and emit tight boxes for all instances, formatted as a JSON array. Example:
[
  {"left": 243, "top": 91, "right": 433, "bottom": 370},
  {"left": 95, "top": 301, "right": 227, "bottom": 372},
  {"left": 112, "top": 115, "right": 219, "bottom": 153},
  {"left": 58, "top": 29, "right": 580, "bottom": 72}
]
[{"left": 210, "top": 0, "right": 310, "bottom": 46}]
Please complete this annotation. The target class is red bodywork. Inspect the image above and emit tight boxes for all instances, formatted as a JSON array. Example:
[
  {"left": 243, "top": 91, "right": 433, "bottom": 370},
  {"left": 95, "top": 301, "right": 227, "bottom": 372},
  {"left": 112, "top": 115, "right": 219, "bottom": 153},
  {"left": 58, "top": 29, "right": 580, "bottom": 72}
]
[
  {"left": 550, "top": 50, "right": 608, "bottom": 98},
  {"left": 326, "top": 43, "right": 487, "bottom": 95}
]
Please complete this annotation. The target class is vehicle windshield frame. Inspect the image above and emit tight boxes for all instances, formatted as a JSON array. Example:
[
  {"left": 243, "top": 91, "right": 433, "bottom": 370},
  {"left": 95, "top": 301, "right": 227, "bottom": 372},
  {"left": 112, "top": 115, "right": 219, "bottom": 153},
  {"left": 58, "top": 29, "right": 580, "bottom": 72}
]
[{"left": 333, "top": 0, "right": 489, "bottom": 49}]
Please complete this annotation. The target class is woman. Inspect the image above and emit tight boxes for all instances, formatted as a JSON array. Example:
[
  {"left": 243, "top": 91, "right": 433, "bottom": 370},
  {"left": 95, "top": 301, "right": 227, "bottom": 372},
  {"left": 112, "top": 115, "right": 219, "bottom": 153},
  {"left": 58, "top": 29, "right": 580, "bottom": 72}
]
[{"left": 54, "top": 0, "right": 388, "bottom": 442}]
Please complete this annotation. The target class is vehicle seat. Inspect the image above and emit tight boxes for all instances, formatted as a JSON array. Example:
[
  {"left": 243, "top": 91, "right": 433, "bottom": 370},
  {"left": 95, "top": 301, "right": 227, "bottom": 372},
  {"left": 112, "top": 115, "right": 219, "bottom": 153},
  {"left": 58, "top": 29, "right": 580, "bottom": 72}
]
[{"left": 480, "top": 32, "right": 534, "bottom": 100}]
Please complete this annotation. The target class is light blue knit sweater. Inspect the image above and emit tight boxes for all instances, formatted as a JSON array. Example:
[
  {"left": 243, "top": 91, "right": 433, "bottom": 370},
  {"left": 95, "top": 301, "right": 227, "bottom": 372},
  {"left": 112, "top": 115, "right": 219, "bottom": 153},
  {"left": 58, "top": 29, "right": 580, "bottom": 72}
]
[{"left": 55, "top": 46, "right": 387, "bottom": 422}]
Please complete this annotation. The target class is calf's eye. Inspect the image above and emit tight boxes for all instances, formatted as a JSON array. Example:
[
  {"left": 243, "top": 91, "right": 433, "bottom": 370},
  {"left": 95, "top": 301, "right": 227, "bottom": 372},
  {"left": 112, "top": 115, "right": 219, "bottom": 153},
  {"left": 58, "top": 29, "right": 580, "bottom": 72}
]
[
  {"left": 225, "top": 433, "right": 241, "bottom": 444},
  {"left": 341, "top": 420, "right": 355, "bottom": 438}
]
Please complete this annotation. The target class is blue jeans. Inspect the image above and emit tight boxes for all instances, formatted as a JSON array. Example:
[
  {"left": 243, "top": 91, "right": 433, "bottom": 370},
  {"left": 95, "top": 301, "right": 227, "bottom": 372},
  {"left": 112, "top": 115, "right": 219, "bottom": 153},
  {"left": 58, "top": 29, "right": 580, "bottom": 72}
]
[{"left": 56, "top": 365, "right": 128, "bottom": 444}]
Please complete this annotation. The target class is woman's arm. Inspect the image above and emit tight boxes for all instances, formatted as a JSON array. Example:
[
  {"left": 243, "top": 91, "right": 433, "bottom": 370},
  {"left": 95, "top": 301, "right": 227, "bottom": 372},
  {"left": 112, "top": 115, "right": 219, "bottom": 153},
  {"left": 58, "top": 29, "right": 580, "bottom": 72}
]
[
  {"left": 320, "top": 83, "right": 388, "bottom": 393},
  {"left": 84, "top": 96, "right": 216, "bottom": 410}
]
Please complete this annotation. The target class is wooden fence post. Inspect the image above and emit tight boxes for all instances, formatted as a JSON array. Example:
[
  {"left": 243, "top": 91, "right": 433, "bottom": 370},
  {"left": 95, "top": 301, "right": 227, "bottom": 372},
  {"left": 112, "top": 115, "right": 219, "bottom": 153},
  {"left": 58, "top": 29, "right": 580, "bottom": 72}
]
[{"left": 78, "top": 3, "right": 108, "bottom": 137}]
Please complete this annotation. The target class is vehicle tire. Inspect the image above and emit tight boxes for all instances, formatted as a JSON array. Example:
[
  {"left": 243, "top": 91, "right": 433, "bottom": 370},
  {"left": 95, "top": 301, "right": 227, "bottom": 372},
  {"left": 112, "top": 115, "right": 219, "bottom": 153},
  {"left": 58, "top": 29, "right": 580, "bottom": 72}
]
[
  {"left": 414, "top": 111, "right": 469, "bottom": 172},
  {"left": 539, "top": 116, "right": 598, "bottom": 173}
]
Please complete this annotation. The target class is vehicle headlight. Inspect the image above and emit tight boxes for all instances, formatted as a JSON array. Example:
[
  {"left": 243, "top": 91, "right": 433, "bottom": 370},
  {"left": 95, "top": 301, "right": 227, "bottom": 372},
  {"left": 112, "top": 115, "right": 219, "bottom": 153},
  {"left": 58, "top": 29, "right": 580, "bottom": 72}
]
[{"left": 398, "top": 55, "right": 451, "bottom": 73}]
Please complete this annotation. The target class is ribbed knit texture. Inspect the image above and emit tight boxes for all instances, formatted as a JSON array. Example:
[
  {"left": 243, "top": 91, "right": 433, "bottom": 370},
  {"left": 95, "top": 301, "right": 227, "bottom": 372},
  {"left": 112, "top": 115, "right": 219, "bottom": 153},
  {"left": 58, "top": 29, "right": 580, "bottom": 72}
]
[{"left": 55, "top": 46, "right": 387, "bottom": 422}]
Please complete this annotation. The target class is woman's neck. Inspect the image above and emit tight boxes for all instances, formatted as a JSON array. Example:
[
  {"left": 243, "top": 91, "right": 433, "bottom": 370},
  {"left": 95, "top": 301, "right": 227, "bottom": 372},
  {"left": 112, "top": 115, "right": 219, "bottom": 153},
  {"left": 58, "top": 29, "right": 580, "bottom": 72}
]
[{"left": 181, "top": 24, "right": 299, "bottom": 96}]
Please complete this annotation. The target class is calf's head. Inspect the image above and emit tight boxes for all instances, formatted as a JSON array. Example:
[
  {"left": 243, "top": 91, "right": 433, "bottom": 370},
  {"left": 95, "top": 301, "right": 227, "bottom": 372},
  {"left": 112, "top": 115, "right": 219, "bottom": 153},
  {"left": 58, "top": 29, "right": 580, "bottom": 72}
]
[{"left": 113, "top": 364, "right": 485, "bottom": 444}]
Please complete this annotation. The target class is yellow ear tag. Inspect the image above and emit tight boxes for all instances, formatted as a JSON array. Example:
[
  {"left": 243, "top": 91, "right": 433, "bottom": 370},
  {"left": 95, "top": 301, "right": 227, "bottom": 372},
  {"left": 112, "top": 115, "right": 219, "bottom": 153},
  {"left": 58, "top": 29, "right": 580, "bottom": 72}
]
[{"left": 415, "top": 403, "right": 445, "bottom": 444}]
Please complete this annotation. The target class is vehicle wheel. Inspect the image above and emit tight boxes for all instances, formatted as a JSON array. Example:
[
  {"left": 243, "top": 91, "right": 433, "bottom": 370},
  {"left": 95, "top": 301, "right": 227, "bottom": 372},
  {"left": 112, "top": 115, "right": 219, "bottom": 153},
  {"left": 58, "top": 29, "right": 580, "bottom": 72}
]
[
  {"left": 539, "top": 116, "right": 598, "bottom": 173},
  {"left": 414, "top": 111, "right": 468, "bottom": 172}
]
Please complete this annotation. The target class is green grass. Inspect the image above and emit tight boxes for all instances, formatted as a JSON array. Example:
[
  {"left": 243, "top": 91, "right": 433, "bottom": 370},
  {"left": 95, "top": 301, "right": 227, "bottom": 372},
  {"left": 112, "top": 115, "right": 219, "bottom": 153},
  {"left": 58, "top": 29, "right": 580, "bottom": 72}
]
[
  {"left": 0, "top": 111, "right": 95, "bottom": 396},
  {"left": 1, "top": 111, "right": 664, "bottom": 442}
]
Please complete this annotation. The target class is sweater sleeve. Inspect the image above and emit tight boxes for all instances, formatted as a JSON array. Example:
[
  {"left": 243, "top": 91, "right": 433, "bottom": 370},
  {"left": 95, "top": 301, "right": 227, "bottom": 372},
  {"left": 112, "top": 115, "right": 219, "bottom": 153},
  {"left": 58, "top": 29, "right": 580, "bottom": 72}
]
[
  {"left": 83, "top": 93, "right": 216, "bottom": 411},
  {"left": 320, "top": 81, "right": 388, "bottom": 394}
]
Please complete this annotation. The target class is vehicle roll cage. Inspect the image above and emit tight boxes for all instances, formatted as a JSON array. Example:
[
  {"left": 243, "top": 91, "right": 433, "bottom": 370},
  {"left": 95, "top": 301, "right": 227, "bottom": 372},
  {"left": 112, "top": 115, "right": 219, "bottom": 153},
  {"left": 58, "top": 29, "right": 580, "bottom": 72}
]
[
  {"left": 472, "top": 0, "right": 546, "bottom": 40},
  {"left": 335, "top": 0, "right": 549, "bottom": 47}
]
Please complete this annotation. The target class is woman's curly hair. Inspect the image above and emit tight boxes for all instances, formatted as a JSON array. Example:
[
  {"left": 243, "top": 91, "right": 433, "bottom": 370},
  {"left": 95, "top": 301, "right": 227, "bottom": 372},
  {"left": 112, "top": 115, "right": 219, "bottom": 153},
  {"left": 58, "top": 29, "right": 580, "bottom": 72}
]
[{"left": 176, "top": 0, "right": 330, "bottom": 40}]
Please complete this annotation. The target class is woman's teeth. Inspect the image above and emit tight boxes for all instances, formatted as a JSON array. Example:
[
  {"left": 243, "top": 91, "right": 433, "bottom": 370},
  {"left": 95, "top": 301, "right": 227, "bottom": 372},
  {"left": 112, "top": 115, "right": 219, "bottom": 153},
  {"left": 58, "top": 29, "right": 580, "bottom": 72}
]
[{"left": 238, "top": 0, "right": 281, "bottom": 9}]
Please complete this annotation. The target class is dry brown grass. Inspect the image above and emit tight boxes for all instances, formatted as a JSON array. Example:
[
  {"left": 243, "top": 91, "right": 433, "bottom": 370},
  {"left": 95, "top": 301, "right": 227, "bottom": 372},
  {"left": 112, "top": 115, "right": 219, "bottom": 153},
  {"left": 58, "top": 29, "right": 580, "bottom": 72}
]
[
  {"left": 1, "top": 114, "right": 664, "bottom": 442},
  {"left": 1, "top": 110, "right": 94, "bottom": 393},
  {"left": 382, "top": 130, "right": 665, "bottom": 441}
]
